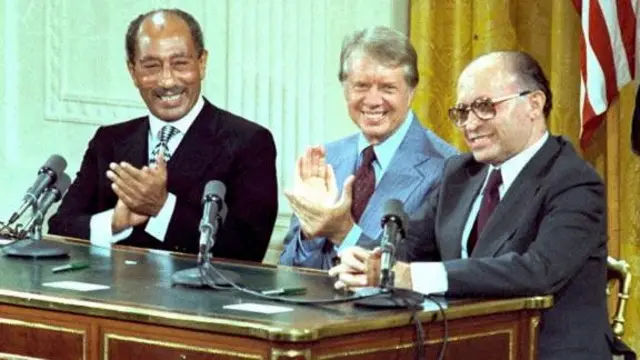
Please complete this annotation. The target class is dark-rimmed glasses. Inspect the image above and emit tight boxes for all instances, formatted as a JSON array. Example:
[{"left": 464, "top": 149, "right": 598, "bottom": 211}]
[{"left": 448, "top": 90, "right": 532, "bottom": 127}]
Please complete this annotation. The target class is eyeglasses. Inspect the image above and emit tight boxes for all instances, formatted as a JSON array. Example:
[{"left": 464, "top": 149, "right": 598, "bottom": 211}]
[{"left": 448, "top": 90, "right": 532, "bottom": 127}]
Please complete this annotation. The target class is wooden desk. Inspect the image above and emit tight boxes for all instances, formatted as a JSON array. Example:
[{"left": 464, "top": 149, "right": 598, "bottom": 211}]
[{"left": 0, "top": 237, "right": 551, "bottom": 360}]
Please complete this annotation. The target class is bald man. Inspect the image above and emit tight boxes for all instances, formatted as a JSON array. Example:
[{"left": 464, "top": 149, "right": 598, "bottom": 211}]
[{"left": 49, "top": 9, "right": 278, "bottom": 262}]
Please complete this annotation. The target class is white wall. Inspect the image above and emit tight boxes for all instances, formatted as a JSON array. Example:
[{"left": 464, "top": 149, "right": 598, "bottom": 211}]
[{"left": 0, "top": 0, "right": 409, "bottom": 240}]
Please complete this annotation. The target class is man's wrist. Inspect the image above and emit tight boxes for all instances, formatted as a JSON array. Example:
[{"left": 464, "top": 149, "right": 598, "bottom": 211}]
[
  {"left": 392, "top": 261, "right": 412, "bottom": 289},
  {"left": 328, "top": 214, "right": 354, "bottom": 245}
]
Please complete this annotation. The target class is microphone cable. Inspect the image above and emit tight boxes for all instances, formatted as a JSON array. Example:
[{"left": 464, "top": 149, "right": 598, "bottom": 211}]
[
  {"left": 198, "top": 261, "right": 388, "bottom": 305},
  {"left": 199, "top": 262, "right": 448, "bottom": 360}
]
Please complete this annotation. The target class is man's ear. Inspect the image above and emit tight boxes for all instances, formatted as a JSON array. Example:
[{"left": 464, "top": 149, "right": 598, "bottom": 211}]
[
  {"left": 198, "top": 49, "right": 208, "bottom": 80},
  {"left": 127, "top": 61, "right": 139, "bottom": 87},
  {"left": 529, "top": 90, "right": 546, "bottom": 119}
]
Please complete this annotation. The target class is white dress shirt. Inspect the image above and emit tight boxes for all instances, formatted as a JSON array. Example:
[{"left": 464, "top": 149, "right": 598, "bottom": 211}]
[
  {"left": 411, "top": 132, "right": 550, "bottom": 294},
  {"left": 89, "top": 96, "right": 205, "bottom": 248}
]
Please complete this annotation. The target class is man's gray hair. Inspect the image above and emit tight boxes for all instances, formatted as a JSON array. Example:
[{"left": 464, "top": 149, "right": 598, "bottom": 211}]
[{"left": 338, "top": 26, "right": 418, "bottom": 88}]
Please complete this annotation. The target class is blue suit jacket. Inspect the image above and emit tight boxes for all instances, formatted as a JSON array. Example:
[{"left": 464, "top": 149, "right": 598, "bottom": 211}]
[{"left": 279, "top": 117, "right": 457, "bottom": 269}]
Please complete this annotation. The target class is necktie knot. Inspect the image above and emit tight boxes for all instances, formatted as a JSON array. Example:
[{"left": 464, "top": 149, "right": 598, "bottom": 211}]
[
  {"left": 361, "top": 145, "right": 376, "bottom": 166},
  {"left": 150, "top": 125, "right": 180, "bottom": 164},
  {"left": 159, "top": 125, "right": 180, "bottom": 144},
  {"left": 483, "top": 169, "right": 502, "bottom": 195}
]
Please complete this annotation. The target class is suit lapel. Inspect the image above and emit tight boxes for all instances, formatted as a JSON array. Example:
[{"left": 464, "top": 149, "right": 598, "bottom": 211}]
[
  {"left": 474, "top": 136, "right": 561, "bottom": 257},
  {"left": 359, "top": 119, "right": 427, "bottom": 237},
  {"left": 165, "top": 101, "right": 221, "bottom": 187},
  {"left": 114, "top": 118, "right": 148, "bottom": 169},
  {"left": 442, "top": 160, "right": 486, "bottom": 259}
]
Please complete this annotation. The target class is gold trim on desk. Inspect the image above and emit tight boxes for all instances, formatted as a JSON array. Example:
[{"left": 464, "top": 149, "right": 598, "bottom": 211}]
[
  {"left": 313, "top": 296, "right": 552, "bottom": 340},
  {"left": 0, "top": 289, "right": 310, "bottom": 342},
  {"left": 317, "top": 328, "right": 514, "bottom": 359},
  {"left": 0, "top": 317, "right": 85, "bottom": 335},
  {"left": 0, "top": 288, "right": 551, "bottom": 342},
  {"left": 529, "top": 316, "right": 540, "bottom": 360},
  {"left": 270, "top": 348, "right": 312, "bottom": 360},
  {"left": 0, "top": 317, "right": 87, "bottom": 360},
  {"left": 104, "top": 333, "right": 263, "bottom": 359},
  {"left": 0, "top": 353, "right": 46, "bottom": 360}
]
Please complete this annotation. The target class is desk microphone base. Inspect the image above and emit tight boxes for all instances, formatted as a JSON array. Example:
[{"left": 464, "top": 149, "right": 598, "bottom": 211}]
[
  {"left": 172, "top": 266, "right": 241, "bottom": 288},
  {"left": 3, "top": 239, "right": 69, "bottom": 258},
  {"left": 354, "top": 287, "right": 425, "bottom": 309}
]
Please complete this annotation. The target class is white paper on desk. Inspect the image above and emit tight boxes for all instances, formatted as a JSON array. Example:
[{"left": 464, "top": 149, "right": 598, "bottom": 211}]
[
  {"left": 42, "top": 281, "right": 110, "bottom": 292},
  {"left": 224, "top": 303, "right": 293, "bottom": 314}
]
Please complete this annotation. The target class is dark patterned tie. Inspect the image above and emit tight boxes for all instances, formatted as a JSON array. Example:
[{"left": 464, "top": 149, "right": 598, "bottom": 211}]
[
  {"left": 150, "top": 125, "right": 180, "bottom": 165},
  {"left": 351, "top": 145, "right": 376, "bottom": 222},
  {"left": 467, "top": 169, "right": 503, "bottom": 254}
]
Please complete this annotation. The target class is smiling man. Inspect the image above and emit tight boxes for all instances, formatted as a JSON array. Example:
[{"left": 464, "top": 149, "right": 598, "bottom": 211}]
[
  {"left": 279, "top": 26, "right": 456, "bottom": 270},
  {"left": 48, "top": 9, "right": 278, "bottom": 262},
  {"left": 329, "top": 51, "right": 613, "bottom": 359}
]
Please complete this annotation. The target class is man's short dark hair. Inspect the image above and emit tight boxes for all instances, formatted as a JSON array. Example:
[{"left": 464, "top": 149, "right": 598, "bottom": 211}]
[{"left": 125, "top": 8, "right": 204, "bottom": 64}]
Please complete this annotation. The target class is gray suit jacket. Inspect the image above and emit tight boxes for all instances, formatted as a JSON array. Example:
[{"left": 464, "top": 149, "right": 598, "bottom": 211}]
[
  {"left": 400, "top": 136, "right": 612, "bottom": 359},
  {"left": 279, "top": 116, "right": 456, "bottom": 269}
]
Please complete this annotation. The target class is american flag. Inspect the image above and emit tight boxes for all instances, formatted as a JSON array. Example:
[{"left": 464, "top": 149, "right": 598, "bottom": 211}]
[{"left": 574, "top": 0, "right": 639, "bottom": 149}]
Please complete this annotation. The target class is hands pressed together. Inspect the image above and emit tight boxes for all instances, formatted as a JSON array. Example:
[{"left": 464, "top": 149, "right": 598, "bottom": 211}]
[
  {"left": 106, "top": 152, "right": 169, "bottom": 233},
  {"left": 284, "top": 145, "right": 356, "bottom": 245},
  {"left": 328, "top": 246, "right": 413, "bottom": 291}
]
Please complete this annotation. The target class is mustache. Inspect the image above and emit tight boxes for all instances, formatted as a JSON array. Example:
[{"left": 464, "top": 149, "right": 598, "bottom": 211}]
[{"left": 153, "top": 87, "right": 185, "bottom": 97}]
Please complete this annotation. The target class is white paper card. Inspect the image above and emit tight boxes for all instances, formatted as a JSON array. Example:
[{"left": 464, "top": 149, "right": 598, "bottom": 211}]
[
  {"left": 223, "top": 303, "right": 293, "bottom": 314},
  {"left": 42, "top": 281, "right": 110, "bottom": 292}
]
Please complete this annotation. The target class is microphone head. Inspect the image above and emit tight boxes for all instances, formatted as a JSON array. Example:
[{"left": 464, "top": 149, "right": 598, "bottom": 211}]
[
  {"left": 42, "top": 154, "right": 68, "bottom": 176},
  {"left": 382, "top": 199, "right": 409, "bottom": 232},
  {"left": 52, "top": 173, "right": 72, "bottom": 200},
  {"left": 218, "top": 201, "right": 229, "bottom": 225},
  {"left": 202, "top": 180, "right": 226, "bottom": 204}
]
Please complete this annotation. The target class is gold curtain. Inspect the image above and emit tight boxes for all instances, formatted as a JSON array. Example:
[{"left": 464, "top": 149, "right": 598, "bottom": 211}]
[{"left": 410, "top": 0, "right": 640, "bottom": 346}]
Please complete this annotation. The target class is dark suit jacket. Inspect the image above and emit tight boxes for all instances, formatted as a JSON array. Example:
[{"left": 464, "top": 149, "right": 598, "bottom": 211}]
[
  {"left": 395, "top": 136, "right": 612, "bottom": 359},
  {"left": 48, "top": 99, "right": 278, "bottom": 263},
  {"left": 279, "top": 117, "right": 456, "bottom": 269}
]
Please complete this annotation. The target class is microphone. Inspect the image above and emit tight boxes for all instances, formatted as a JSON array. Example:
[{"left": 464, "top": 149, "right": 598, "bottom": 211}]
[
  {"left": 19, "top": 173, "right": 72, "bottom": 238},
  {"left": 379, "top": 199, "right": 409, "bottom": 289},
  {"left": 8, "top": 155, "right": 67, "bottom": 225},
  {"left": 197, "top": 180, "right": 226, "bottom": 264},
  {"left": 353, "top": 199, "right": 422, "bottom": 309},
  {"left": 172, "top": 180, "right": 241, "bottom": 288}
]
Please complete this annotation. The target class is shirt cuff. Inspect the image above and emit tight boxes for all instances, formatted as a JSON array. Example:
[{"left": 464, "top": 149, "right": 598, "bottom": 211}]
[
  {"left": 337, "top": 224, "right": 362, "bottom": 252},
  {"left": 145, "top": 192, "right": 176, "bottom": 242},
  {"left": 89, "top": 209, "right": 132, "bottom": 248},
  {"left": 410, "top": 262, "right": 449, "bottom": 294}
]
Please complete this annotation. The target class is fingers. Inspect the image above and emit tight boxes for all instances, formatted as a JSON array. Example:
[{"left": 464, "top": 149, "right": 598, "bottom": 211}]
[
  {"left": 328, "top": 247, "right": 370, "bottom": 276},
  {"left": 111, "top": 162, "right": 145, "bottom": 182},
  {"left": 300, "top": 148, "right": 313, "bottom": 180},
  {"left": 111, "top": 182, "right": 137, "bottom": 207},
  {"left": 154, "top": 151, "right": 167, "bottom": 172}
]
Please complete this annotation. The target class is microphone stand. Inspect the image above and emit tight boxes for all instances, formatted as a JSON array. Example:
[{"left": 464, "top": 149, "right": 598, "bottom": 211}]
[
  {"left": 171, "top": 216, "right": 241, "bottom": 288},
  {"left": 354, "top": 233, "right": 425, "bottom": 309},
  {"left": 3, "top": 204, "right": 69, "bottom": 258}
]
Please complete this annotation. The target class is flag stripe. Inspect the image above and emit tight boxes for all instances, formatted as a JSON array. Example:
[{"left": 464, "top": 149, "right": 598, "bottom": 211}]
[
  {"left": 574, "top": 0, "right": 638, "bottom": 149},
  {"left": 617, "top": 0, "right": 637, "bottom": 78}
]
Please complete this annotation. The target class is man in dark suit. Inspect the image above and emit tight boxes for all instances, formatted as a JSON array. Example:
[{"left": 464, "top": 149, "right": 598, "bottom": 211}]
[
  {"left": 329, "top": 51, "right": 613, "bottom": 359},
  {"left": 48, "top": 9, "right": 278, "bottom": 262},
  {"left": 280, "top": 26, "right": 456, "bottom": 270}
]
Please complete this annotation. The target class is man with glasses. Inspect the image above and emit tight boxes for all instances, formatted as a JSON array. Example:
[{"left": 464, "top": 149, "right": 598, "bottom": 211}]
[
  {"left": 329, "top": 51, "right": 612, "bottom": 359},
  {"left": 48, "top": 9, "right": 278, "bottom": 262}
]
